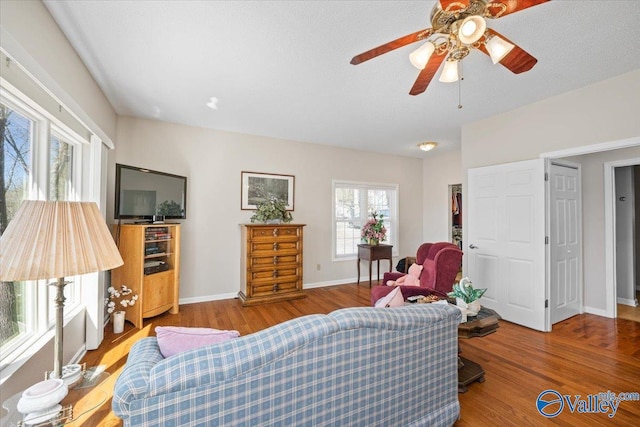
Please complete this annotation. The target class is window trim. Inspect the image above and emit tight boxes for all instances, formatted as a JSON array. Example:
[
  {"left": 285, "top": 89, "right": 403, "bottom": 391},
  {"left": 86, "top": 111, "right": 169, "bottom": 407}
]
[
  {"left": 332, "top": 179, "right": 399, "bottom": 261},
  {"left": 0, "top": 80, "right": 89, "bottom": 368}
]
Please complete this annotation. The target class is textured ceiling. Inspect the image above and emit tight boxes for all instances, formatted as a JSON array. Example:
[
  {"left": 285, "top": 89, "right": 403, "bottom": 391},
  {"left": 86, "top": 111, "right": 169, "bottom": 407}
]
[{"left": 44, "top": 1, "right": 640, "bottom": 158}]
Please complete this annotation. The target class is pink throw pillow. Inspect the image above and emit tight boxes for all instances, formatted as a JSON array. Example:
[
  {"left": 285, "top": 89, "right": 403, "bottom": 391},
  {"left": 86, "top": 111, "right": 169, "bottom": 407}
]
[
  {"left": 374, "top": 286, "right": 404, "bottom": 308},
  {"left": 156, "top": 326, "right": 240, "bottom": 358}
]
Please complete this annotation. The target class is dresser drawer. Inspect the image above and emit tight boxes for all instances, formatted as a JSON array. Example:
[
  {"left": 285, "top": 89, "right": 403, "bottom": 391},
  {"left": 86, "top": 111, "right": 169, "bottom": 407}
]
[
  {"left": 250, "top": 267, "right": 299, "bottom": 282},
  {"left": 251, "top": 254, "right": 299, "bottom": 267},
  {"left": 250, "top": 226, "right": 300, "bottom": 241},
  {"left": 250, "top": 240, "right": 300, "bottom": 255},
  {"left": 251, "top": 280, "right": 299, "bottom": 297}
]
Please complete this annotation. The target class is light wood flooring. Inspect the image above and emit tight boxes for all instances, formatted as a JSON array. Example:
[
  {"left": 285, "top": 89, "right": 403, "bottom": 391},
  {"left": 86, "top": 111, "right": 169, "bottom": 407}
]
[
  {"left": 617, "top": 290, "right": 640, "bottom": 323},
  {"left": 79, "top": 283, "right": 640, "bottom": 426}
]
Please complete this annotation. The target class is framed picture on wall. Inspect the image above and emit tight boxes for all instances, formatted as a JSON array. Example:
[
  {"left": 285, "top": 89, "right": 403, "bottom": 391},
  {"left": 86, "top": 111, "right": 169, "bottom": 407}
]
[{"left": 241, "top": 171, "right": 295, "bottom": 210}]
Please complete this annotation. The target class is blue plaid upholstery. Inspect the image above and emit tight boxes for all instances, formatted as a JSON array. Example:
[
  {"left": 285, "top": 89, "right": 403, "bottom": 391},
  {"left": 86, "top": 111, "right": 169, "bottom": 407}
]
[{"left": 113, "top": 304, "right": 461, "bottom": 426}]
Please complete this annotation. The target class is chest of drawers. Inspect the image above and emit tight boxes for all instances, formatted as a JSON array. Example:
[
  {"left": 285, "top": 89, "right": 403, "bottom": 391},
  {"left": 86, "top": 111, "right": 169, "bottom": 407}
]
[{"left": 239, "top": 224, "right": 306, "bottom": 306}]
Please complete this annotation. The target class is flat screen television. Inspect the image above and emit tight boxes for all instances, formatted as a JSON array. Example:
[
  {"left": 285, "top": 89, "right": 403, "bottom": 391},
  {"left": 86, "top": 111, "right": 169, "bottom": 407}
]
[{"left": 115, "top": 163, "right": 187, "bottom": 220}]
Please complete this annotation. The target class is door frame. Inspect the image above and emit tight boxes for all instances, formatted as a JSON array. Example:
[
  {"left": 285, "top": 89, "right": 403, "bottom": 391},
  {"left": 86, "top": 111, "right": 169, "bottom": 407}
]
[
  {"left": 541, "top": 135, "right": 640, "bottom": 319},
  {"left": 545, "top": 159, "right": 583, "bottom": 324},
  {"left": 604, "top": 156, "right": 640, "bottom": 317}
]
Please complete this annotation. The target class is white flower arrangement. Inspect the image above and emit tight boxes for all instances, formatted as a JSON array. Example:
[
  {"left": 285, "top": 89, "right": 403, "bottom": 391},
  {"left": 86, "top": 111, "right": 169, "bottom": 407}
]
[{"left": 105, "top": 285, "right": 139, "bottom": 314}]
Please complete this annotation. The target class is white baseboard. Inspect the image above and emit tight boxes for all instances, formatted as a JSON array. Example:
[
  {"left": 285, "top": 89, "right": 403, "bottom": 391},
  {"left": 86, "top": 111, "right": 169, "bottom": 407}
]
[
  {"left": 179, "top": 292, "right": 238, "bottom": 305},
  {"left": 178, "top": 279, "right": 367, "bottom": 304},
  {"left": 583, "top": 306, "right": 613, "bottom": 318},
  {"left": 616, "top": 297, "right": 639, "bottom": 307}
]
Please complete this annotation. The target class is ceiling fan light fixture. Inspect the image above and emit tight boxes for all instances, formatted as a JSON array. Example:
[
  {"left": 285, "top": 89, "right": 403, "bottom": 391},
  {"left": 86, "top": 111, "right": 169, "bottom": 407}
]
[
  {"left": 418, "top": 142, "right": 438, "bottom": 152},
  {"left": 457, "top": 15, "right": 486, "bottom": 44},
  {"left": 485, "top": 35, "right": 515, "bottom": 64},
  {"left": 409, "top": 41, "right": 436, "bottom": 69},
  {"left": 439, "top": 59, "right": 459, "bottom": 83}
]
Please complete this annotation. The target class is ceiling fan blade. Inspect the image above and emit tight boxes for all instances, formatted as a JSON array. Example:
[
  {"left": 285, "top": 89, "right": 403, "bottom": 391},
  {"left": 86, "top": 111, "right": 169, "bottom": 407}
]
[
  {"left": 439, "top": 0, "right": 470, "bottom": 12},
  {"left": 478, "top": 29, "right": 537, "bottom": 74},
  {"left": 486, "top": 0, "right": 550, "bottom": 18},
  {"left": 409, "top": 50, "right": 447, "bottom": 95},
  {"left": 351, "top": 28, "right": 433, "bottom": 65}
]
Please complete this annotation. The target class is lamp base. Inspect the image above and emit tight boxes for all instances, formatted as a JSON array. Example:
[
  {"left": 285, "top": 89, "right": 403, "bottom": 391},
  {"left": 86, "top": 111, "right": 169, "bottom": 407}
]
[{"left": 46, "top": 363, "right": 84, "bottom": 388}]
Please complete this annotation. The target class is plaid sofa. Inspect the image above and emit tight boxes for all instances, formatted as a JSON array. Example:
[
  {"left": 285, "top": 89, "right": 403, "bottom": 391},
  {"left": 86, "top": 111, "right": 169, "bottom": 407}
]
[{"left": 112, "top": 304, "right": 461, "bottom": 426}]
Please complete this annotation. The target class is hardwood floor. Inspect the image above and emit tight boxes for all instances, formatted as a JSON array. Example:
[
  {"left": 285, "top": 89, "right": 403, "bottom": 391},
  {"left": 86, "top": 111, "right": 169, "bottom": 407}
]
[
  {"left": 80, "top": 283, "right": 640, "bottom": 426},
  {"left": 617, "top": 290, "right": 640, "bottom": 323}
]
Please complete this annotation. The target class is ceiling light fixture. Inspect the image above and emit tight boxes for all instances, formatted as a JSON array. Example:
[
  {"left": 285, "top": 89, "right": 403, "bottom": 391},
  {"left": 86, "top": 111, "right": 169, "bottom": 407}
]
[
  {"left": 485, "top": 35, "right": 515, "bottom": 64},
  {"left": 351, "top": 0, "right": 549, "bottom": 97},
  {"left": 457, "top": 15, "right": 486, "bottom": 44},
  {"left": 409, "top": 41, "right": 436, "bottom": 70},
  {"left": 439, "top": 59, "right": 459, "bottom": 83},
  {"left": 418, "top": 142, "right": 438, "bottom": 152}
]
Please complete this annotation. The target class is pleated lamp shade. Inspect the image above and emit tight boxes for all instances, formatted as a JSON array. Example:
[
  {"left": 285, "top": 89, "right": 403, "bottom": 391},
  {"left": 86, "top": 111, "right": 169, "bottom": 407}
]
[{"left": 0, "top": 201, "right": 123, "bottom": 281}]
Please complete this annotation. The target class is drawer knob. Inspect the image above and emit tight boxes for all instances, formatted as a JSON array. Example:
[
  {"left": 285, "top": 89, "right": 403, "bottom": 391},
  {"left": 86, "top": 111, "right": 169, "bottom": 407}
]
[
  {"left": 272, "top": 228, "right": 279, "bottom": 237},
  {"left": 273, "top": 283, "right": 279, "bottom": 292},
  {"left": 273, "top": 256, "right": 278, "bottom": 265},
  {"left": 272, "top": 270, "right": 278, "bottom": 278},
  {"left": 273, "top": 243, "right": 279, "bottom": 251}
]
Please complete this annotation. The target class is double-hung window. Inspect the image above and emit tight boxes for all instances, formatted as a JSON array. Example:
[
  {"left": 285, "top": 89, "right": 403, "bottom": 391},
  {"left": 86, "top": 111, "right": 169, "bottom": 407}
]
[
  {"left": 1, "top": 83, "right": 84, "bottom": 367},
  {"left": 333, "top": 180, "right": 398, "bottom": 260}
]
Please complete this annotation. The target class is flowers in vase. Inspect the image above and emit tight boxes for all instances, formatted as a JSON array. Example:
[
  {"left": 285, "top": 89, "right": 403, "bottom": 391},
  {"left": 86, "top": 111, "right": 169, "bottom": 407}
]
[
  {"left": 105, "top": 284, "right": 138, "bottom": 314},
  {"left": 361, "top": 211, "right": 387, "bottom": 243}
]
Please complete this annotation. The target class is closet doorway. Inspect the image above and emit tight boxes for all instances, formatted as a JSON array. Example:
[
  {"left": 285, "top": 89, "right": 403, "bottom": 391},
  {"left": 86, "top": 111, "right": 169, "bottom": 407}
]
[{"left": 450, "top": 184, "right": 462, "bottom": 249}]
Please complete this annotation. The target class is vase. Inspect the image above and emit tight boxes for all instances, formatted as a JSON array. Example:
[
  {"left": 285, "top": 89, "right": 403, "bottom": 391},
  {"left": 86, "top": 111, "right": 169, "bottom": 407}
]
[
  {"left": 266, "top": 219, "right": 281, "bottom": 224},
  {"left": 113, "top": 311, "right": 125, "bottom": 334},
  {"left": 456, "top": 298, "right": 481, "bottom": 316},
  {"left": 368, "top": 238, "right": 379, "bottom": 246}
]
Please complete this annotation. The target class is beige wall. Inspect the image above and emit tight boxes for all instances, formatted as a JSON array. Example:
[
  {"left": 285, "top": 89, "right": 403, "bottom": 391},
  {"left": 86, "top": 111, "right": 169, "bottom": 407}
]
[
  {"left": 110, "top": 117, "right": 424, "bottom": 300},
  {"left": 422, "top": 149, "right": 462, "bottom": 244},
  {"left": 0, "top": 0, "right": 116, "bottom": 395},
  {"left": 563, "top": 146, "right": 640, "bottom": 311},
  {"left": 455, "top": 70, "right": 640, "bottom": 314},
  {"left": 462, "top": 70, "right": 640, "bottom": 170},
  {"left": 0, "top": 0, "right": 117, "bottom": 143}
]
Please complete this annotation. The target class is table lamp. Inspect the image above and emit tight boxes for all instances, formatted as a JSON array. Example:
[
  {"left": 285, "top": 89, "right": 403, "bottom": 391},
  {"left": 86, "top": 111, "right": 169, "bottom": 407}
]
[{"left": 0, "top": 201, "right": 124, "bottom": 381}]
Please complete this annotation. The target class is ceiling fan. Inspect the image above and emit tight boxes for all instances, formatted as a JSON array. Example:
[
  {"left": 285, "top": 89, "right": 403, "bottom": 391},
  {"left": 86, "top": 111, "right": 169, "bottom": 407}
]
[{"left": 351, "top": 0, "right": 550, "bottom": 96}]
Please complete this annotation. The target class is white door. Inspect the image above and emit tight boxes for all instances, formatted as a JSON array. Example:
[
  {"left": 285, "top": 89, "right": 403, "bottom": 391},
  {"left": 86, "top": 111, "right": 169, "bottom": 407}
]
[
  {"left": 468, "top": 159, "right": 548, "bottom": 331},
  {"left": 549, "top": 162, "right": 582, "bottom": 323}
]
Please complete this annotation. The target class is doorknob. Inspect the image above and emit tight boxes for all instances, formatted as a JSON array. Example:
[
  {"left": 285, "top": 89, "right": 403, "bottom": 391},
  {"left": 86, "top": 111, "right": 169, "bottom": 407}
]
[{"left": 469, "top": 244, "right": 478, "bottom": 249}]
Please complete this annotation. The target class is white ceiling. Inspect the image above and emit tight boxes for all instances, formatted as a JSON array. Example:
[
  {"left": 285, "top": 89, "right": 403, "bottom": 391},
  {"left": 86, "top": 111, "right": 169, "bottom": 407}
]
[{"left": 44, "top": 1, "right": 640, "bottom": 158}]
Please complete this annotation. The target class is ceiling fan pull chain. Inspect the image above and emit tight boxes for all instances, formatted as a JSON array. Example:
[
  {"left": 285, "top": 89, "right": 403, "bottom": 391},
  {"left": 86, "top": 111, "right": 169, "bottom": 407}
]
[{"left": 458, "top": 61, "right": 463, "bottom": 109}]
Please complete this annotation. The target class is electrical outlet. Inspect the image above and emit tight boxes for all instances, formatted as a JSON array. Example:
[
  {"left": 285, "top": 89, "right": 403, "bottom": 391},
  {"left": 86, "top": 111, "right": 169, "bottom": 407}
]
[{"left": 316, "top": 264, "right": 321, "bottom": 271}]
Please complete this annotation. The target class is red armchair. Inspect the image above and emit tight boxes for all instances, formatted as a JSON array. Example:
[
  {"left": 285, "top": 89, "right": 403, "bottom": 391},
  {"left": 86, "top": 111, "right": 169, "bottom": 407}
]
[{"left": 371, "top": 242, "right": 463, "bottom": 305}]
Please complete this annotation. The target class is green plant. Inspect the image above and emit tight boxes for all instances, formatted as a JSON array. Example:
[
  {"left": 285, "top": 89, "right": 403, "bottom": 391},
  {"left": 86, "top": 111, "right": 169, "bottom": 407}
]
[
  {"left": 447, "top": 277, "right": 486, "bottom": 303},
  {"left": 250, "top": 197, "right": 293, "bottom": 223},
  {"left": 156, "top": 200, "right": 182, "bottom": 216}
]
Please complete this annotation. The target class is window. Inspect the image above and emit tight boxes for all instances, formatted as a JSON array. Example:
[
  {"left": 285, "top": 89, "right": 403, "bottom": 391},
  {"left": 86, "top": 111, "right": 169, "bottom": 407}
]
[
  {"left": 0, "top": 86, "right": 84, "bottom": 364},
  {"left": 333, "top": 180, "right": 398, "bottom": 259}
]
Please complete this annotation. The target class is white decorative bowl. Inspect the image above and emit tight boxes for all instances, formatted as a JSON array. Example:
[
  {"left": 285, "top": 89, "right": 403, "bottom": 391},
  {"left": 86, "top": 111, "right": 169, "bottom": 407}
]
[{"left": 16, "top": 379, "right": 68, "bottom": 414}]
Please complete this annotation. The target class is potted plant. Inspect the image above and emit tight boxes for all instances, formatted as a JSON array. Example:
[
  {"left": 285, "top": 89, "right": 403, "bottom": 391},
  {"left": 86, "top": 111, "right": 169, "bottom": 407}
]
[
  {"left": 105, "top": 285, "right": 138, "bottom": 333},
  {"left": 250, "top": 197, "right": 293, "bottom": 224},
  {"left": 447, "top": 277, "right": 486, "bottom": 316},
  {"left": 361, "top": 211, "right": 386, "bottom": 245}
]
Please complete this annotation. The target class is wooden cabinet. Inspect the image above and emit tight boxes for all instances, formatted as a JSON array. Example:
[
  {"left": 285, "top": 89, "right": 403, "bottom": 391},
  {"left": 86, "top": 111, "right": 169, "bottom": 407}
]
[
  {"left": 111, "top": 224, "right": 180, "bottom": 328},
  {"left": 239, "top": 224, "right": 306, "bottom": 306}
]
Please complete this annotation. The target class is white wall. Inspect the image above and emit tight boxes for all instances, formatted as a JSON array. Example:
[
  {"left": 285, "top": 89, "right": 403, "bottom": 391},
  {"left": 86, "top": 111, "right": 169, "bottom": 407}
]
[
  {"left": 422, "top": 149, "right": 462, "bottom": 243},
  {"left": 563, "top": 147, "right": 640, "bottom": 311},
  {"left": 0, "top": 0, "right": 117, "bottom": 143},
  {"left": 0, "top": 0, "right": 117, "bottom": 395},
  {"left": 109, "top": 117, "right": 424, "bottom": 301},
  {"left": 457, "top": 70, "right": 640, "bottom": 313}
]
